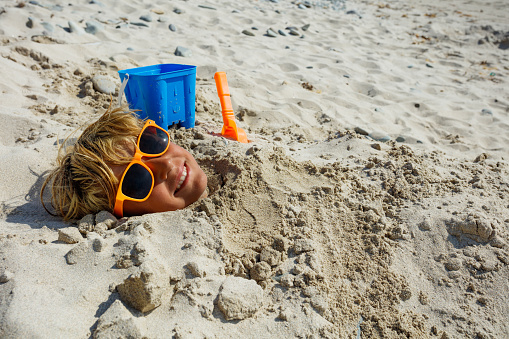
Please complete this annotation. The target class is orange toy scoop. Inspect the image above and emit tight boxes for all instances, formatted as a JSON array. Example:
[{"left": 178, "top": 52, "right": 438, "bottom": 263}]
[{"left": 214, "top": 72, "right": 248, "bottom": 143}]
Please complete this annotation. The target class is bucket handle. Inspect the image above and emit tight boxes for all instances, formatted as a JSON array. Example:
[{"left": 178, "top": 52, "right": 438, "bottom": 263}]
[{"left": 117, "top": 73, "right": 129, "bottom": 107}]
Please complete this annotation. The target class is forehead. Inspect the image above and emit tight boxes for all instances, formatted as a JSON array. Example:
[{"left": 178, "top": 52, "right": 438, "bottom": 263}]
[
  {"left": 109, "top": 141, "right": 136, "bottom": 180},
  {"left": 110, "top": 164, "right": 128, "bottom": 181}
]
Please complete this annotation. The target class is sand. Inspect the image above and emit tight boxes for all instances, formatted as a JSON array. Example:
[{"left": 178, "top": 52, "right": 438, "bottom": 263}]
[{"left": 0, "top": 0, "right": 508, "bottom": 338}]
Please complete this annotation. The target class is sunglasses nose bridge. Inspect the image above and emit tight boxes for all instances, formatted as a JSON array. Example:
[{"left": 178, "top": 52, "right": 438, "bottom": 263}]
[{"left": 133, "top": 149, "right": 143, "bottom": 161}]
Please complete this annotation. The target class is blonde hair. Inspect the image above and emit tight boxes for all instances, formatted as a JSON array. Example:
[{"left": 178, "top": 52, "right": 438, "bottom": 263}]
[{"left": 41, "top": 106, "right": 144, "bottom": 220}]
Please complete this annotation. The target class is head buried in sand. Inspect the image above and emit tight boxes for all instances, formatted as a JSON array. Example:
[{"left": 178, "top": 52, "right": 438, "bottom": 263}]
[{"left": 41, "top": 106, "right": 208, "bottom": 220}]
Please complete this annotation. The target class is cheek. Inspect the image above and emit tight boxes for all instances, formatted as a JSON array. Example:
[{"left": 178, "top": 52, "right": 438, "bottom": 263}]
[
  {"left": 194, "top": 167, "right": 208, "bottom": 194},
  {"left": 123, "top": 186, "right": 180, "bottom": 216},
  {"left": 146, "top": 185, "right": 181, "bottom": 211}
]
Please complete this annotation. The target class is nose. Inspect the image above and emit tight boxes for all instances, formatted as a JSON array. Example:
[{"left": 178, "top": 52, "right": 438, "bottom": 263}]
[{"left": 142, "top": 145, "right": 176, "bottom": 181}]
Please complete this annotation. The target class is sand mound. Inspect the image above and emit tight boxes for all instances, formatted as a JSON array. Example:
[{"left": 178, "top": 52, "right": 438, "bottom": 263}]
[{"left": 174, "top": 122, "right": 508, "bottom": 337}]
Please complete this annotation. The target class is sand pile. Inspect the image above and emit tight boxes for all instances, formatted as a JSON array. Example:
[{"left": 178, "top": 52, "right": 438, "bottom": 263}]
[
  {"left": 0, "top": 0, "right": 508, "bottom": 338},
  {"left": 179, "top": 121, "right": 508, "bottom": 337}
]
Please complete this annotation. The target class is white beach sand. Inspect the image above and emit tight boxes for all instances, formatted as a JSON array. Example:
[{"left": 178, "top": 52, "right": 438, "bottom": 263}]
[{"left": 0, "top": 0, "right": 508, "bottom": 338}]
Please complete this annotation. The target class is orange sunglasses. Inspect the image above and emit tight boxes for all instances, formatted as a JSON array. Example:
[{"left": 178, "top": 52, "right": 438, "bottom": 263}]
[{"left": 113, "top": 120, "right": 170, "bottom": 217}]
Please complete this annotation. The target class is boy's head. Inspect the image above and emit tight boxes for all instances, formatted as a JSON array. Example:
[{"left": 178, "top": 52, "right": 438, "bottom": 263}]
[{"left": 42, "top": 107, "right": 207, "bottom": 220}]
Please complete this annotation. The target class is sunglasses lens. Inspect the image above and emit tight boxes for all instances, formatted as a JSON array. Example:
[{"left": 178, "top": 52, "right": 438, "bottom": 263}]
[
  {"left": 121, "top": 163, "right": 152, "bottom": 199},
  {"left": 139, "top": 126, "right": 169, "bottom": 154}
]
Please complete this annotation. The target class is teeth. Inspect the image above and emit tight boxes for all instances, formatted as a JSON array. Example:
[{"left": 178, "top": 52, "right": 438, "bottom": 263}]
[{"left": 176, "top": 166, "right": 187, "bottom": 191}]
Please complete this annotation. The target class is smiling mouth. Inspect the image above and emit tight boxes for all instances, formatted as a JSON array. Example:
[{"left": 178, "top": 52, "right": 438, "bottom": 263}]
[{"left": 175, "top": 165, "right": 188, "bottom": 193}]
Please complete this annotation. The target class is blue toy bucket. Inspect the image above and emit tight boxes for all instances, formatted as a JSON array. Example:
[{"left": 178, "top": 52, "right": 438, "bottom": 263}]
[{"left": 118, "top": 64, "right": 196, "bottom": 130}]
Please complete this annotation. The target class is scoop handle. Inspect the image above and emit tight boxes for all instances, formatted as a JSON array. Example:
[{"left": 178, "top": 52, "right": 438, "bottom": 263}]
[
  {"left": 214, "top": 72, "right": 235, "bottom": 122},
  {"left": 214, "top": 72, "right": 248, "bottom": 143}
]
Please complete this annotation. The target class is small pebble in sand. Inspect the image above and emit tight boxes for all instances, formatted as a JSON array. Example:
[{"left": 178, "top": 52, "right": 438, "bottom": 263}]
[
  {"left": 175, "top": 46, "right": 192, "bottom": 57},
  {"left": 346, "top": 10, "right": 362, "bottom": 18},
  {"left": 26, "top": 17, "right": 34, "bottom": 29},
  {"left": 139, "top": 14, "right": 152, "bottom": 22},
  {"left": 354, "top": 126, "right": 369, "bottom": 135},
  {"left": 250, "top": 261, "right": 272, "bottom": 281},
  {"left": 92, "top": 237, "right": 105, "bottom": 252},
  {"left": 96, "top": 210, "right": 118, "bottom": 229},
  {"left": 242, "top": 29, "right": 254, "bottom": 36},
  {"left": 0, "top": 270, "right": 14, "bottom": 283},
  {"left": 131, "top": 22, "right": 149, "bottom": 27},
  {"left": 217, "top": 277, "right": 263, "bottom": 320},
  {"left": 168, "top": 24, "right": 177, "bottom": 32},
  {"left": 85, "top": 20, "right": 103, "bottom": 35},
  {"left": 266, "top": 28, "right": 278, "bottom": 37},
  {"left": 289, "top": 28, "right": 300, "bottom": 36},
  {"left": 58, "top": 227, "right": 83, "bottom": 244},
  {"left": 65, "top": 241, "right": 90, "bottom": 265},
  {"left": 87, "top": 232, "right": 105, "bottom": 252},
  {"left": 42, "top": 22, "right": 54, "bottom": 34},
  {"left": 94, "top": 222, "right": 108, "bottom": 235},
  {"left": 198, "top": 5, "right": 217, "bottom": 10},
  {"left": 78, "top": 213, "right": 95, "bottom": 234},
  {"left": 68, "top": 20, "right": 85, "bottom": 35},
  {"left": 92, "top": 75, "right": 116, "bottom": 94},
  {"left": 278, "top": 29, "right": 287, "bottom": 36},
  {"left": 117, "top": 261, "right": 168, "bottom": 312},
  {"left": 369, "top": 131, "right": 390, "bottom": 142},
  {"left": 185, "top": 261, "right": 207, "bottom": 278},
  {"left": 93, "top": 300, "right": 142, "bottom": 338},
  {"left": 474, "top": 153, "right": 489, "bottom": 162}
]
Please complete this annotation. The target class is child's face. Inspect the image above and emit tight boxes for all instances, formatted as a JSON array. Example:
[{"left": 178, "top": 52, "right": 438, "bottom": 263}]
[{"left": 111, "top": 142, "right": 207, "bottom": 216}]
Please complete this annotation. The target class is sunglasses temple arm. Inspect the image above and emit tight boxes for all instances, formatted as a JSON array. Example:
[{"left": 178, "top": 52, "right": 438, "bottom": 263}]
[{"left": 113, "top": 199, "right": 124, "bottom": 218}]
